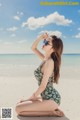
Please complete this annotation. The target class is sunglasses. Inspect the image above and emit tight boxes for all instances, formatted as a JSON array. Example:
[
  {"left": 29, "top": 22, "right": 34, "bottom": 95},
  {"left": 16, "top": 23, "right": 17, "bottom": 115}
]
[{"left": 43, "top": 39, "right": 52, "bottom": 46}]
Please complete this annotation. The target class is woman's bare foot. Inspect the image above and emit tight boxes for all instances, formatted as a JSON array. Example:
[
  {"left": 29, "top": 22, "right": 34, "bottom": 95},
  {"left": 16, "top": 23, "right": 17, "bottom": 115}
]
[{"left": 51, "top": 108, "right": 65, "bottom": 117}]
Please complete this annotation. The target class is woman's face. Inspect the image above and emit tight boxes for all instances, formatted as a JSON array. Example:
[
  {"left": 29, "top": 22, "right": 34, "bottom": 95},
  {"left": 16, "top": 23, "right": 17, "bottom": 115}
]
[{"left": 42, "top": 37, "right": 53, "bottom": 52}]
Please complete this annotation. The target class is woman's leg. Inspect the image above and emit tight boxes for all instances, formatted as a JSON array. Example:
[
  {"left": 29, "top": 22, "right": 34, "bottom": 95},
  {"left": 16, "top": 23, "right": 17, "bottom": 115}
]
[
  {"left": 15, "top": 99, "right": 64, "bottom": 116},
  {"left": 18, "top": 109, "right": 65, "bottom": 117},
  {"left": 18, "top": 111, "right": 56, "bottom": 116},
  {"left": 16, "top": 99, "right": 55, "bottom": 116}
]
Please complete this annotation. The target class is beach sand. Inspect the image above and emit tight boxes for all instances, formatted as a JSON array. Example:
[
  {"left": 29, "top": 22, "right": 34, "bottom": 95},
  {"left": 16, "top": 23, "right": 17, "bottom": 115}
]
[{"left": 0, "top": 76, "right": 80, "bottom": 120}]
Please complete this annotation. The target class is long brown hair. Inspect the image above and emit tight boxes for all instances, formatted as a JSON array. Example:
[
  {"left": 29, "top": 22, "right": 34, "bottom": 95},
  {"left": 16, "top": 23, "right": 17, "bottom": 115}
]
[{"left": 50, "top": 35, "right": 63, "bottom": 84}]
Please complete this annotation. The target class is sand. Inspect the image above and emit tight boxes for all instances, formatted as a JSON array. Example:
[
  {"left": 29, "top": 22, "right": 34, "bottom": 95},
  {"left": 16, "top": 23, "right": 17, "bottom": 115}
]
[{"left": 0, "top": 76, "right": 80, "bottom": 120}]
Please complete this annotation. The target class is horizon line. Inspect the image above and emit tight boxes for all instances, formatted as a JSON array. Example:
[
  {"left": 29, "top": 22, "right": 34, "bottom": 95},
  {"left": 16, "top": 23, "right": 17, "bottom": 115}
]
[{"left": 0, "top": 53, "right": 80, "bottom": 55}]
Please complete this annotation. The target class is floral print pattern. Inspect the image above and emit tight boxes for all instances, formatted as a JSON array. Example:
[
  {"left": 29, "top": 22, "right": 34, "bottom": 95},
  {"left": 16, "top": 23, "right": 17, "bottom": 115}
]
[{"left": 34, "top": 61, "right": 61, "bottom": 105}]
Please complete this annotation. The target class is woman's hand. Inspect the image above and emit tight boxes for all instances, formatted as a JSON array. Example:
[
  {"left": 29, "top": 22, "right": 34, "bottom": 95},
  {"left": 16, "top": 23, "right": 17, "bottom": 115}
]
[
  {"left": 17, "top": 94, "right": 42, "bottom": 104},
  {"left": 28, "top": 93, "right": 41, "bottom": 101},
  {"left": 37, "top": 33, "right": 49, "bottom": 40},
  {"left": 16, "top": 99, "right": 29, "bottom": 104}
]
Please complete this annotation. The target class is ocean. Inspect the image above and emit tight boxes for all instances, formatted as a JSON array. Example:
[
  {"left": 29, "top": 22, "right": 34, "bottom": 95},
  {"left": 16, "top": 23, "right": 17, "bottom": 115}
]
[{"left": 0, "top": 54, "right": 80, "bottom": 79}]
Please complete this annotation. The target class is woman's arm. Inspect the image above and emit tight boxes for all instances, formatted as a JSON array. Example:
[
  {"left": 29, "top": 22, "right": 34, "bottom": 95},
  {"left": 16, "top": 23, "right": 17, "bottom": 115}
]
[
  {"left": 26, "top": 59, "right": 54, "bottom": 101},
  {"left": 31, "top": 34, "right": 48, "bottom": 60},
  {"left": 31, "top": 38, "right": 45, "bottom": 60}
]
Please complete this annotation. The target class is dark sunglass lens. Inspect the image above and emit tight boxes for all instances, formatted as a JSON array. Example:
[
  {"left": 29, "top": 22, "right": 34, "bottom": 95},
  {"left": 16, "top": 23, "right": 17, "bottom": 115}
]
[
  {"left": 43, "top": 40, "right": 48, "bottom": 45},
  {"left": 43, "top": 40, "right": 50, "bottom": 46},
  {"left": 45, "top": 41, "right": 49, "bottom": 45}
]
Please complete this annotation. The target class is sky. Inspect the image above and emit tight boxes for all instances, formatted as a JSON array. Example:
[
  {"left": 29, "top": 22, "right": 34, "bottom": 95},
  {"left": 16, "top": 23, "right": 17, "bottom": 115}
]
[{"left": 0, "top": 0, "right": 80, "bottom": 54}]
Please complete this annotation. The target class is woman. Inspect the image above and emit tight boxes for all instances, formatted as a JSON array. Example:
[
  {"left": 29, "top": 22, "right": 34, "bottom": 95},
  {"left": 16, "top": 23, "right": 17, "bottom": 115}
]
[{"left": 15, "top": 33, "right": 65, "bottom": 117}]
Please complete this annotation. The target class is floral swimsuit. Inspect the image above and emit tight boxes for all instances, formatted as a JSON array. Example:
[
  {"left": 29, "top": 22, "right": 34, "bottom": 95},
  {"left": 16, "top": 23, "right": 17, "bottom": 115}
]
[{"left": 34, "top": 61, "right": 61, "bottom": 105}]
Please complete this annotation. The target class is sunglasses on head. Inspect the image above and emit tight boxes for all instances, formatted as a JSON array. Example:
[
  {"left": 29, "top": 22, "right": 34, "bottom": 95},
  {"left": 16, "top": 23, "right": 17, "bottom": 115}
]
[{"left": 43, "top": 39, "right": 52, "bottom": 46}]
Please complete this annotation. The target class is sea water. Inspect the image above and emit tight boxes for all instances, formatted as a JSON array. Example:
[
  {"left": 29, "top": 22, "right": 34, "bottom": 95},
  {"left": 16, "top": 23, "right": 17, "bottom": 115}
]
[{"left": 0, "top": 54, "right": 80, "bottom": 79}]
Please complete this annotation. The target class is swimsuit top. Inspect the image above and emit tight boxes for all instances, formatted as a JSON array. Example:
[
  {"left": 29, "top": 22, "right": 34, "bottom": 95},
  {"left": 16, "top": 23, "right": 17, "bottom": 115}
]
[{"left": 34, "top": 60, "right": 54, "bottom": 86}]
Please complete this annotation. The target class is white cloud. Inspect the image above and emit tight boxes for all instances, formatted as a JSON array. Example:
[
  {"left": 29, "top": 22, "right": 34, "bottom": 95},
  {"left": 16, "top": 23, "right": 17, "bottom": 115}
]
[
  {"left": 39, "top": 30, "right": 62, "bottom": 37},
  {"left": 75, "top": 33, "right": 80, "bottom": 38},
  {"left": 13, "top": 16, "right": 20, "bottom": 21},
  {"left": 13, "top": 11, "right": 24, "bottom": 21},
  {"left": 17, "top": 11, "right": 24, "bottom": 15},
  {"left": 22, "top": 11, "right": 72, "bottom": 30},
  {"left": 7, "top": 26, "right": 18, "bottom": 32}
]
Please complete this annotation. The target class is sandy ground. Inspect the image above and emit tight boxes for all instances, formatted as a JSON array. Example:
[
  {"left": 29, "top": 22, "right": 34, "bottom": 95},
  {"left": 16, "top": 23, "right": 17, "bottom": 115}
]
[{"left": 0, "top": 76, "right": 80, "bottom": 120}]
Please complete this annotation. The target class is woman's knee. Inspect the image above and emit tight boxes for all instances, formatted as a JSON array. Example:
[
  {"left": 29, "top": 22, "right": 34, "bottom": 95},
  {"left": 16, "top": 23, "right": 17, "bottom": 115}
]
[
  {"left": 15, "top": 104, "right": 22, "bottom": 114},
  {"left": 15, "top": 101, "right": 30, "bottom": 114}
]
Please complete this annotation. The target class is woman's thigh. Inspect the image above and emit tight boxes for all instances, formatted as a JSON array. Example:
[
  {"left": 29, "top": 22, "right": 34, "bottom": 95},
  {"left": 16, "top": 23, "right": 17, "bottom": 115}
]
[{"left": 15, "top": 99, "right": 58, "bottom": 113}]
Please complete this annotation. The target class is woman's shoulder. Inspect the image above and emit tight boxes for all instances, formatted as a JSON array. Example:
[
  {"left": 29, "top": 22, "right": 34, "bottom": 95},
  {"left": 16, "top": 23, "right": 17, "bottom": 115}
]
[{"left": 44, "top": 58, "right": 54, "bottom": 67}]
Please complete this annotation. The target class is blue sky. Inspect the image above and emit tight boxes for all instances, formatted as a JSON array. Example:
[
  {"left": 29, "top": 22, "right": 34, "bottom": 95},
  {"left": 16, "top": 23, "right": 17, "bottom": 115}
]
[{"left": 0, "top": 0, "right": 80, "bottom": 54}]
